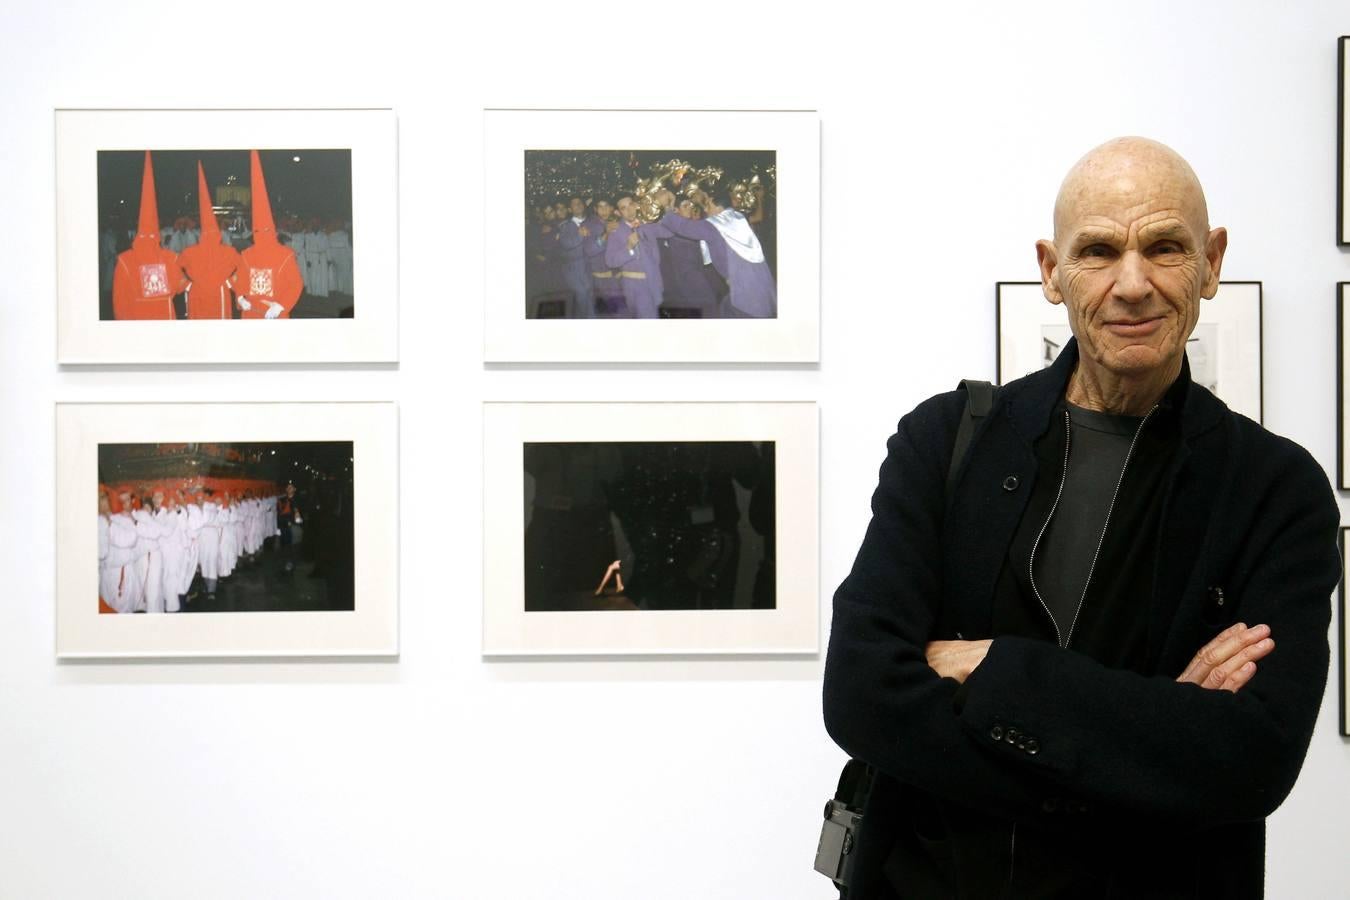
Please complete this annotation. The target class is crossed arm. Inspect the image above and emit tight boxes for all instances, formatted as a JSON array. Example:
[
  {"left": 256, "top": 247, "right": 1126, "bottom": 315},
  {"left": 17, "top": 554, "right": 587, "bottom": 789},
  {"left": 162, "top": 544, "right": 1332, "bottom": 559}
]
[
  {"left": 928, "top": 620, "right": 1274, "bottom": 693},
  {"left": 823, "top": 394, "right": 1337, "bottom": 827}
]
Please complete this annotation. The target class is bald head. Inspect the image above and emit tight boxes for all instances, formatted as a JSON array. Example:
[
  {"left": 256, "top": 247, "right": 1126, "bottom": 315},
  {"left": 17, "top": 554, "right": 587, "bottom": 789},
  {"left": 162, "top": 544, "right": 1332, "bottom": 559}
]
[{"left": 1053, "top": 137, "right": 1210, "bottom": 244}]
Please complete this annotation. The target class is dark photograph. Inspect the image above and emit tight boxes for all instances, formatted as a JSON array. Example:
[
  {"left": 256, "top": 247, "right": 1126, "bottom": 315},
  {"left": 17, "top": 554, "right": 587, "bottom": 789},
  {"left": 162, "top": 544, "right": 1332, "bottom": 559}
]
[
  {"left": 523, "top": 441, "right": 775, "bottom": 611},
  {"left": 97, "top": 441, "right": 354, "bottom": 614},
  {"left": 524, "top": 151, "right": 776, "bottom": 320},
  {"left": 97, "top": 149, "right": 354, "bottom": 321}
]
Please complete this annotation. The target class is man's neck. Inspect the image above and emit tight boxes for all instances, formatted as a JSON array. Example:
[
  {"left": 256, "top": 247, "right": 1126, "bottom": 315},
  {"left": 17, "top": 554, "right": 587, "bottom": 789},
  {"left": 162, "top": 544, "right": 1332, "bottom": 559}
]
[{"left": 1065, "top": 357, "right": 1182, "bottom": 416}]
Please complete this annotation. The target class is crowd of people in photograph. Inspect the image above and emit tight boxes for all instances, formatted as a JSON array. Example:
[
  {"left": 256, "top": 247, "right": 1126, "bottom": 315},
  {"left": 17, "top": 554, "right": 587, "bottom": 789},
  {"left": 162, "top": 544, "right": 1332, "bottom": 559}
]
[
  {"left": 526, "top": 171, "right": 777, "bottom": 320},
  {"left": 101, "top": 150, "right": 352, "bottom": 321},
  {"left": 97, "top": 481, "right": 303, "bottom": 614}
]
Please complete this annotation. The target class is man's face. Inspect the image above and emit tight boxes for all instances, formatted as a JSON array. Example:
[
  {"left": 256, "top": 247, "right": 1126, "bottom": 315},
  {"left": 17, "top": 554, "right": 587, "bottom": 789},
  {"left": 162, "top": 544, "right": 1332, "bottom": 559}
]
[
  {"left": 677, "top": 199, "right": 699, "bottom": 220},
  {"left": 552, "top": 202, "right": 567, "bottom": 220},
  {"left": 569, "top": 198, "right": 586, "bottom": 219},
  {"left": 1037, "top": 145, "right": 1226, "bottom": 381},
  {"left": 595, "top": 200, "right": 613, "bottom": 220},
  {"left": 118, "top": 492, "right": 131, "bottom": 512},
  {"left": 286, "top": 485, "right": 296, "bottom": 498},
  {"left": 617, "top": 198, "right": 637, "bottom": 223}
]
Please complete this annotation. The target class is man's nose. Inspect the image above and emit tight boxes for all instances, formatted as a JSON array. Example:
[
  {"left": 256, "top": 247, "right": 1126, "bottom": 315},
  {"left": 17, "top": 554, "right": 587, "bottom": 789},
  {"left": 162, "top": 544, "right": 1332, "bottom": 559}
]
[{"left": 1112, "top": 250, "right": 1152, "bottom": 303}]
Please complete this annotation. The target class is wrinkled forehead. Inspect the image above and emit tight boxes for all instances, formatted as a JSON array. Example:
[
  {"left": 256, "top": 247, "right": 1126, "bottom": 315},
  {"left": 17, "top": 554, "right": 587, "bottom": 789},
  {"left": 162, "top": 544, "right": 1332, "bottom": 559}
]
[{"left": 1054, "top": 144, "right": 1210, "bottom": 241}]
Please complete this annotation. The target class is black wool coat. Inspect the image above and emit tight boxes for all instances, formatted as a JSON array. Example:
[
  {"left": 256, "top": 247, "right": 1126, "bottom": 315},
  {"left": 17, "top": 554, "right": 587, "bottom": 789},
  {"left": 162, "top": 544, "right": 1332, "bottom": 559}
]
[{"left": 823, "top": 343, "right": 1339, "bottom": 899}]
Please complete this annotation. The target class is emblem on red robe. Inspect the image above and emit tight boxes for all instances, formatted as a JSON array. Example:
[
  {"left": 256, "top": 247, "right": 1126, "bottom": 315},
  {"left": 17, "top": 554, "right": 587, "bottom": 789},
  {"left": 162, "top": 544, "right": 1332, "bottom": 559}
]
[
  {"left": 140, "top": 263, "right": 169, "bottom": 296},
  {"left": 249, "top": 267, "right": 274, "bottom": 297}
]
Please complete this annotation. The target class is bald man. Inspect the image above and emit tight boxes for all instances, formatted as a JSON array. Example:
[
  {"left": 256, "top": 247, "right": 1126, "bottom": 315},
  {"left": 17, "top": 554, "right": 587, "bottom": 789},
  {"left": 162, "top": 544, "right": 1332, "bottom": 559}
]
[{"left": 823, "top": 138, "right": 1338, "bottom": 899}]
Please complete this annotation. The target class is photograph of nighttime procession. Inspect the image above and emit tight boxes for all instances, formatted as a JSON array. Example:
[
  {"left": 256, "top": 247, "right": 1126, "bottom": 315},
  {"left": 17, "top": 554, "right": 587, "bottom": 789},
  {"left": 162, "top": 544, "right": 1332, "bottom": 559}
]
[
  {"left": 97, "top": 148, "right": 354, "bottom": 321},
  {"left": 96, "top": 441, "right": 354, "bottom": 615},
  {"left": 523, "top": 150, "right": 776, "bottom": 320}
]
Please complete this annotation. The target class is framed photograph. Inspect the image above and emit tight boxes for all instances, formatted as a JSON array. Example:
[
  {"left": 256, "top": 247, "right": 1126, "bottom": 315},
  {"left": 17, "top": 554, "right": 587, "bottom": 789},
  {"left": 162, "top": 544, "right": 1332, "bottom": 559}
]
[
  {"left": 56, "top": 108, "right": 398, "bottom": 364},
  {"left": 996, "top": 280, "right": 1263, "bottom": 422},
  {"left": 483, "top": 109, "right": 820, "bottom": 363},
  {"left": 1339, "top": 37, "right": 1349, "bottom": 245},
  {"left": 482, "top": 401, "right": 818, "bottom": 656},
  {"left": 1339, "top": 284, "right": 1350, "bottom": 489},
  {"left": 1340, "top": 528, "right": 1349, "bottom": 737},
  {"left": 56, "top": 401, "right": 398, "bottom": 658}
]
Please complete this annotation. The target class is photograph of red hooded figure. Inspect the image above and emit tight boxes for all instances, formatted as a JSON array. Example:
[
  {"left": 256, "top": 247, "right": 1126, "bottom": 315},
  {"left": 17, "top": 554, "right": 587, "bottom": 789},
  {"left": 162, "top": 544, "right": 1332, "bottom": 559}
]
[
  {"left": 110, "top": 151, "right": 185, "bottom": 320},
  {"left": 97, "top": 148, "right": 352, "bottom": 321},
  {"left": 178, "top": 161, "right": 245, "bottom": 320}
]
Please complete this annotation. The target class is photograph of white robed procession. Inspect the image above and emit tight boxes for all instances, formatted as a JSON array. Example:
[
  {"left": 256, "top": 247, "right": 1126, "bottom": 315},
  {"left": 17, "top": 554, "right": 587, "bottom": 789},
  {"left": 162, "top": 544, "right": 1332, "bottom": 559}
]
[{"left": 56, "top": 401, "right": 398, "bottom": 658}]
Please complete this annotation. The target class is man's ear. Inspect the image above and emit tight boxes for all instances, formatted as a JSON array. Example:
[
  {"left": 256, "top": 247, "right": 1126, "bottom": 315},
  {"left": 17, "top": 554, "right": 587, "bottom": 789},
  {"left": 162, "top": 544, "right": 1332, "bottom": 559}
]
[
  {"left": 1036, "top": 239, "right": 1063, "bottom": 305},
  {"left": 1200, "top": 227, "right": 1228, "bottom": 299}
]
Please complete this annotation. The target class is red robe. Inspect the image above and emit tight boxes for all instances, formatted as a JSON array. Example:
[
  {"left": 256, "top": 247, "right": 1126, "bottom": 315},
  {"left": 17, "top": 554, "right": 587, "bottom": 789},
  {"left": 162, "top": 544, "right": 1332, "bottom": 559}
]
[
  {"left": 111, "top": 241, "right": 185, "bottom": 320},
  {"left": 179, "top": 240, "right": 245, "bottom": 320},
  {"left": 237, "top": 242, "right": 304, "bottom": 319}
]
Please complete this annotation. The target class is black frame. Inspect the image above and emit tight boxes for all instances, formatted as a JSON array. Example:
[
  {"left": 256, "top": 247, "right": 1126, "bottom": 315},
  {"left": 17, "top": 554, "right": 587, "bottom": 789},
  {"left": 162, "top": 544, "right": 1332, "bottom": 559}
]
[
  {"left": 1340, "top": 284, "right": 1349, "bottom": 490},
  {"left": 1339, "top": 528, "right": 1348, "bottom": 737},
  {"left": 1340, "top": 37, "right": 1349, "bottom": 245},
  {"left": 995, "top": 280, "right": 1264, "bottom": 423}
]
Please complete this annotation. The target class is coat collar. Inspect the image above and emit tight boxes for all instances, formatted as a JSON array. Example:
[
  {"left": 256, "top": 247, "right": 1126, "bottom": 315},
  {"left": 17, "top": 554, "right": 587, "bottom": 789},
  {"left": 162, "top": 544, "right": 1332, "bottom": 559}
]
[{"left": 1002, "top": 337, "right": 1229, "bottom": 443}]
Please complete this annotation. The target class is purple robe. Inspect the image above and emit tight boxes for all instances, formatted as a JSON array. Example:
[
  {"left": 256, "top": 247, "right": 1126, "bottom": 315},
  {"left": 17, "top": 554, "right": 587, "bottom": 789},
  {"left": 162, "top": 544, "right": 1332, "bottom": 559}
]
[
  {"left": 556, "top": 216, "right": 598, "bottom": 317},
  {"left": 654, "top": 211, "right": 776, "bottom": 318},
  {"left": 663, "top": 231, "right": 723, "bottom": 312},
  {"left": 604, "top": 220, "right": 664, "bottom": 319}
]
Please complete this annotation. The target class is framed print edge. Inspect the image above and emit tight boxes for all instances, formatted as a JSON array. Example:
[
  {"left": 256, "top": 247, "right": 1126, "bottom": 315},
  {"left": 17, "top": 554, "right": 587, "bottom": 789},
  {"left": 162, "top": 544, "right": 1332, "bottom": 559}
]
[
  {"left": 56, "top": 400, "right": 399, "bottom": 659},
  {"left": 1340, "top": 38, "right": 1348, "bottom": 246},
  {"left": 1340, "top": 284, "right": 1348, "bottom": 490},
  {"left": 482, "top": 109, "right": 820, "bottom": 364},
  {"left": 55, "top": 108, "right": 399, "bottom": 365},
  {"left": 1340, "top": 527, "right": 1348, "bottom": 737},
  {"left": 481, "top": 400, "right": 819, "bottom": 656}
]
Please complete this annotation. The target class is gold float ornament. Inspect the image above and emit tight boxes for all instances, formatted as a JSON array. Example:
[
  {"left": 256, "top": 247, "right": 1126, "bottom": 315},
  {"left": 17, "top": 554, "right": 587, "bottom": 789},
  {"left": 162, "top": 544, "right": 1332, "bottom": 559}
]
[
  {"left": 681, "top": 165, "right": 724, "bottom": 199},
  {"left": 730, "top": 174, "right": 762, "bottom": 213},
  {"left": 631, "top": 159, "right": 687, "bottom": 222}
]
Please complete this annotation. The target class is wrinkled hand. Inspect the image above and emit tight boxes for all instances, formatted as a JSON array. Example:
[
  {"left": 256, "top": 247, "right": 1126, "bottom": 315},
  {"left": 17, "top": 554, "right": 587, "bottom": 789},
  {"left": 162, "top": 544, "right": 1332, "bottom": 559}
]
[
  {"left": 1176, "top": 622, "right": 1273, "bottom": 692},
  {"left": 925, "top": 639, "right": 992, "bottom": 683}
]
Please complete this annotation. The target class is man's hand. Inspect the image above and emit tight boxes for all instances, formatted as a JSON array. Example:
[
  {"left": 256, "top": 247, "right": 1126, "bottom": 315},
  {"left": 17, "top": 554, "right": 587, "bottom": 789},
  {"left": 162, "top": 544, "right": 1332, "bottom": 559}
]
[
  {"left": 925, "top": 639, "right": 993, "bottom": 683},
  {"left": 627, "top": 231, "right": 640, "bottom": 250},
  {"left": 1175, "top": 622, "right": 1273, "bottom": 692}
]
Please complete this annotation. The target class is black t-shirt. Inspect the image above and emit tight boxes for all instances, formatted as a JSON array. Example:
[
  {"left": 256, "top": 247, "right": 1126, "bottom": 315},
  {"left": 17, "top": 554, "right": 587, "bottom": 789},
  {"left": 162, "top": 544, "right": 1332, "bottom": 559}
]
[{"left": 1031, "top": 403, "right": 1145, "bottom": 645}]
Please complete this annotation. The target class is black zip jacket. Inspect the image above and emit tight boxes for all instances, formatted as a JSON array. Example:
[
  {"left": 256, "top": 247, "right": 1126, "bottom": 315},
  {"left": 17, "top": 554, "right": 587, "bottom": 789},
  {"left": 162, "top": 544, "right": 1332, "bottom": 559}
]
[{"left": 823, "top": 341, "right": 1339, "bottom": 898}]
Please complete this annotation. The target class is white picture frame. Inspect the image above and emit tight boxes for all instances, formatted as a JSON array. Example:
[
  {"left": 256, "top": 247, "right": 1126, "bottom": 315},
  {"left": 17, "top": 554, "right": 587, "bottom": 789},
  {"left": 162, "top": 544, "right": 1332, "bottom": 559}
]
[
  {"left": 482, "top": 401, "right": 819, "bottom": 656},
  {"left": 56, "top": 401, "right": 399, "bottom": 658},
  {"left": 996, "top": 280, "right": 1263, "bottom": 422},
  {"left": 483, "top": 108, "right": 820, "bottom": 363},
  {"left": 56, "top": 108, "right": 399, "bottom": 365}
]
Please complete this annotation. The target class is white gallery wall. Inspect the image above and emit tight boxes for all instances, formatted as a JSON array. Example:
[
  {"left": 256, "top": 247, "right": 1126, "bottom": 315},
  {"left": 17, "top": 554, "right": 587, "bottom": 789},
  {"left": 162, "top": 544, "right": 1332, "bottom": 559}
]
[{"left": 2, "top": 0, "right": 1348, "bottom": 896}]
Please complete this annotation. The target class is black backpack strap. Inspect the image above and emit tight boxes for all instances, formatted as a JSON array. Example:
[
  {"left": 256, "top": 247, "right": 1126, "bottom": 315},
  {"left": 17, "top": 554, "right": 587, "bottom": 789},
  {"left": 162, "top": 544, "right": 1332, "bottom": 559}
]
[{"left": 947, "top": 379, "right": 997, "bottom": 495}]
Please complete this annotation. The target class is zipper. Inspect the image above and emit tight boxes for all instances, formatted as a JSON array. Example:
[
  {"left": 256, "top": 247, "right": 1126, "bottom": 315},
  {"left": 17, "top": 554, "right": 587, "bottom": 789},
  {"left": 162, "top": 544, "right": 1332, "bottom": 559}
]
[
  {"left": 1028, "top": 404, "right": 1157, "bottom": 649},
  {"left": 1007, "top": 822, "right": 1017, "bottom": 891}
]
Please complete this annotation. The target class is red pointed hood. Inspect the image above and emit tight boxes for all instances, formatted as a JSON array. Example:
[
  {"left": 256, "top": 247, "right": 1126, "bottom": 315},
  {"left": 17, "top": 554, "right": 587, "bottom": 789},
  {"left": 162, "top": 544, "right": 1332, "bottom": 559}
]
[
  {"left": 133, "top": 150, "right": 161, "bottom": 251},
  {"left": 196, "top": 161, "right": 221, "bottom": 245},
  {"left": 249, "top": 150, "right": 278, "bottom": 246}
]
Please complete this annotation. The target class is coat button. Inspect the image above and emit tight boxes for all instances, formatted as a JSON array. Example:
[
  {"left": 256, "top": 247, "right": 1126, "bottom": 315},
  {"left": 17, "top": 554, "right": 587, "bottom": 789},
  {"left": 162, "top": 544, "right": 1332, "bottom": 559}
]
[
  {"left": 1002, "top": 475, "right": 1019, "bottom": 492},
  {"left": 990, "top": 725, "right": 1004, "bottom": 741},
  {"left": 1025, "top": 739, "right": 1040, "bottom": 756},
  {"left": 1208, "top": 586, "right": 1225, "bottom": 607},
  {"left": 1005, "top": 728, "right": 1019, "bottom": 744},
  {"left": 1041, "top": 798, "right": 1060, "bottom": 813}
]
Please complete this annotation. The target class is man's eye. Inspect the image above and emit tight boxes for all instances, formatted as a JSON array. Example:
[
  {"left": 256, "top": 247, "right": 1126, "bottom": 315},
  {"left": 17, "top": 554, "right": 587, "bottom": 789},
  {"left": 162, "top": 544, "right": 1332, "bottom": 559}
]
[
  {"left": 1080, "top": 244, "right": 1112, "bottom": 258},
  {"left": 1149, "top": 242, "right": 1183, "bottom": 256}
]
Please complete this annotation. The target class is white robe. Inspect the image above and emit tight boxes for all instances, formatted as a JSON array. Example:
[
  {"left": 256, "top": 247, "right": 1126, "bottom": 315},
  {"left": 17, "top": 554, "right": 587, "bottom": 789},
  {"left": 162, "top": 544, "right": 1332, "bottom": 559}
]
[
  {"left": 328, "top": 230, "right": 354, "bottom": 294},
  {"left": 181, "top": 502, "right": 204, "bottom": 594},
  {"left": 156, "top": 507, "right": 186, "bottom": 612},
  {"left": 99, "top": 513, "right": 144, "bottom": 613},
  {"left": 198, "top": 502, "right": 222, "bottom": 582},
  {"left": 219, "top": 505, "right": 239, "bottom": 577},
  {"left": 303, "top": 230, "right": 331, "bottom": 297},
  {"left": 289, "top": 232, "right": 308, "bottom": 290},
  {"left": 132, "top": 508, "right": 165, "bottom": 613}
]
